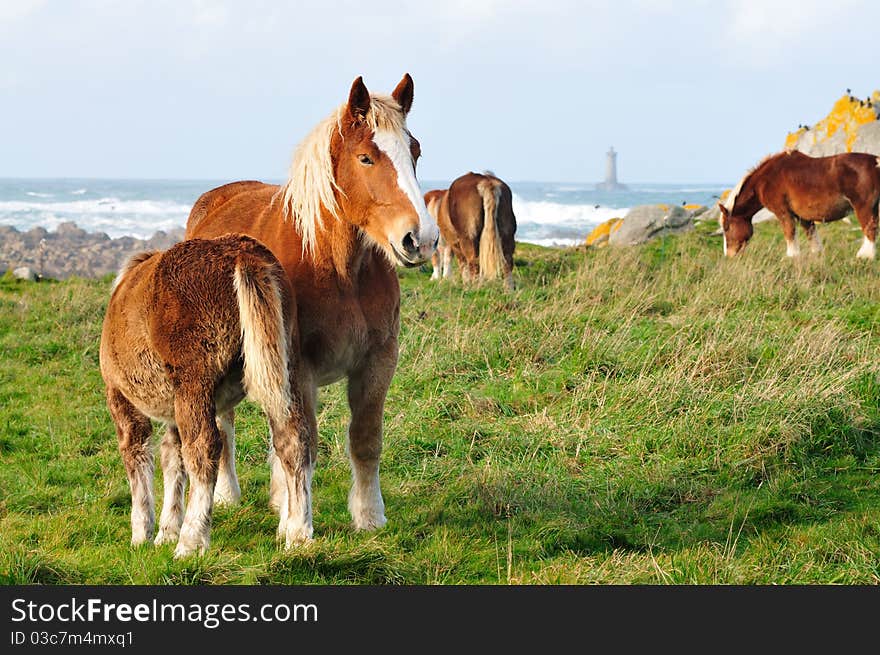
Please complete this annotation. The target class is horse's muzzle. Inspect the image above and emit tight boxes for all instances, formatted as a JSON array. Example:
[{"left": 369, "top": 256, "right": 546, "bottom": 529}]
[{"left": 393, "top": 230, "right": 438, "bottom": 266}]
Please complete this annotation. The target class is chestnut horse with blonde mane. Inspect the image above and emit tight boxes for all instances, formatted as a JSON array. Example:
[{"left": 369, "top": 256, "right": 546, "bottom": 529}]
[
  {"left": 425, "top": 171, "right": 516, "bottom": 290},
  {"left": 183, "top": 74, "right": 438, "bottom": 549},
  {"left": 720, "top": 150, "right": 880, "bottom": 259},
  {"left": 100, "top": 235, "right": 300, "bottom": 557}
]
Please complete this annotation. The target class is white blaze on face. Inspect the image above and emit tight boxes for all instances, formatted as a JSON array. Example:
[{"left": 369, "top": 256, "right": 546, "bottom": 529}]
[{"left": 372, "top": 128, "right": 439, "bottom": 250}]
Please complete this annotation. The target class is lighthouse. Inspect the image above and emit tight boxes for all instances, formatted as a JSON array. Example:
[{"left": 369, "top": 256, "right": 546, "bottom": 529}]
[{"left": 595, "top": 146, "right": 628, "bottom": 191}]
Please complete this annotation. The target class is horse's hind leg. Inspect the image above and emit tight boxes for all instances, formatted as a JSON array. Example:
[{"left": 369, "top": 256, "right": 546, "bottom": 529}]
[
  {"left": 155, "top": 425, "right": 186, "bottom": 545},
  {"left": 799, "top": 219, "right": 822, "bottom": 254},
  {"left": 107, "top": 388, "right": 154, "bottom": 546},
  {"left": 213, "top": 409, "right": 241, "bottom": 507},
  {"left": 173, "top": 389, "right": 222, "bottom": 558},
  {"left": 271, "top": 401, "right": 316, "bottom": 548},
  {"left": 854, "top": 201, "right": 878, "bottom": 259}
]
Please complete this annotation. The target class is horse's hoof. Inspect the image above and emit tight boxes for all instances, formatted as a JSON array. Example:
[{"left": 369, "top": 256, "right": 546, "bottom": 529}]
[
  {"left": 130, "top": 533, "right": 153, "bottom": 547},
  {"left": 278, "top": 521, "right": 314, "bottom": 547},
  {"left": 353, "top": 514, "right": 387, "bottom": 532},
  {"left": 154, "top": 528, "right": 179, "bottom": 546},
  {"left": 212, "top": 492, "right": 241, "bottom": 508},
  {"left": 173, "top": 542, "right": 207, "bottom": 559}
]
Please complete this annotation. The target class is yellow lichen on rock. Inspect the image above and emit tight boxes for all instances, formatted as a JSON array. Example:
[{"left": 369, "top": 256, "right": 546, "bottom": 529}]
[
  {"left": 787, "top": 92, "right": 878, "bottom": 152},
  {"left": 784, "top": 127, "right": 807, "bottom": 150},
  {"left": 585, "top": 217, "right": 623, "bottom": 248}
]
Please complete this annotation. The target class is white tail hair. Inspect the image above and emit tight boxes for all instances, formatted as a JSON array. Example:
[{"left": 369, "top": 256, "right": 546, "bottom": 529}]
[
  {"left": 233, "top": 262, "right": 292, "bottom": 422},
  {"left": 477, "top": 178, "right": 505, "bottom": 280}
]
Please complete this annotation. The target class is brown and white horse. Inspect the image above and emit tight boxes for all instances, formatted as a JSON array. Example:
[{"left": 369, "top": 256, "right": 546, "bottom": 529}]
[
  {"left": 424, "top": 171, "right": 517, "bottom": 290},
  {"left": 100, "top": 235, "right": 303, "bottom": 557},
  {"left": 183, "top": 74, "right": 438, "bottom": 548},
  {"left": 720, "top": 150, "right": 880, "bottom": 259}
]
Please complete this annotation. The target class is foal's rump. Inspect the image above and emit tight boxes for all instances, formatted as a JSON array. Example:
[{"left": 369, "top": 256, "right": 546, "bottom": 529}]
[{"left": 100, "top": 234, "right": 295, "bottom": 421}]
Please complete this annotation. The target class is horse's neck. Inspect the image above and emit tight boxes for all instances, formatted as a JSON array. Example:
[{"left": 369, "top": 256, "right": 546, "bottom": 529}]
[
  {"left": 310, "top": 212, "right": 374, "bottom": 284},
  {"left": 736, "top": 183, "right": 763, "bottom": 219}
]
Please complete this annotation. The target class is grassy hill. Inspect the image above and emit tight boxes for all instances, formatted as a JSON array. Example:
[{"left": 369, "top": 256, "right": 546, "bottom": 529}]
[{"left": 1, "top": 218, "right": 879, "bottom": 584}]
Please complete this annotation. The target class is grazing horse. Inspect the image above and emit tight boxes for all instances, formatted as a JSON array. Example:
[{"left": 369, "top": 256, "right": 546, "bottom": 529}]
[
  {"left": 184, "top": 74, "right": 439, "bottom": 548},
  {"left": 424, "top": 171, "right": 517, "bottom": 290},
  {"left": 719, "top": 150, "right": 880, "bottom": 258},
  {"left": 100, "top": 235, "right": 303, "bottom": 557}
]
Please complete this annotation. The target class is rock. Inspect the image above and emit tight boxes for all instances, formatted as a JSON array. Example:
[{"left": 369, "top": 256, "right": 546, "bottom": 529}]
[
  {"left": 608, "top": 204, "right": 693, "bottom": 246},
  {"left": 794, "top": 127, "right": 848, "bottom": 157},
  {"left": 584, "top": 217, "right": 623, "bottom": 248},
  {"left": 13, "top": 266, "right": 38, "bottom": 282},
  {"left": 852, "top": 121, "right": 880, "bottom": 155},
  {"left": 25, "top": 226, "right": 49, "bottom": 242},
  {"left": 55, "top": 221, "right": 88, "bottom": 239}
]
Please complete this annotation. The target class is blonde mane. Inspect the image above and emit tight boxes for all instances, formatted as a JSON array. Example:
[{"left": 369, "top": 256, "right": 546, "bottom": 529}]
[
  {"left": 278, "top": 93, "right": 408, "bottom": 254},
  {"left": 724, "top": 151, "right": 788, "bottom": 213}
]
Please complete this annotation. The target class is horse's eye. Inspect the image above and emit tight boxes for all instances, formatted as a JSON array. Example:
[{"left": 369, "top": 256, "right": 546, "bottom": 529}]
[{"left": 358, "top": 154, "right": 373, "bottom": 166}]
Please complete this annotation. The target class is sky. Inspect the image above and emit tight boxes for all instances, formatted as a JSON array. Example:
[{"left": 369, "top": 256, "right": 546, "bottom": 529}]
[{"left": 2, "top": 0, "right": 879, "bottom": 184}]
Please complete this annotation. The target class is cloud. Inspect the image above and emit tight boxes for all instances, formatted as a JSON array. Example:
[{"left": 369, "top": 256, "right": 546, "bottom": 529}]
[
  {"left": 722, "top": 0, "right": 862, "bottom": 63},
  {"left": 0, "top": 0, "right": 47, "bottom": 30}
]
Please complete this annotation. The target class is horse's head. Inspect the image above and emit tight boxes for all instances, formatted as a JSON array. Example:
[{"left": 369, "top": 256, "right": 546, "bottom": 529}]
[
  {"left": 718, "top": 203, "right": 753, "bottom": 257},
  {"left": 330, "top": 74, "right": 439, "bottom": 267}
]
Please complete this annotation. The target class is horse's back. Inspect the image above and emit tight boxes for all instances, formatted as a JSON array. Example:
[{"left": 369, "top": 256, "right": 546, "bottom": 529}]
[{"left": 186, "top": 181, "right": 281, "bottom": 239}]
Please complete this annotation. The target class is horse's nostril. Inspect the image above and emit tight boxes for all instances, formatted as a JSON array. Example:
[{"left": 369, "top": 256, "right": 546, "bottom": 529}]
[{"left": 402, "top": 231, "right": 419, "bottom": 254}]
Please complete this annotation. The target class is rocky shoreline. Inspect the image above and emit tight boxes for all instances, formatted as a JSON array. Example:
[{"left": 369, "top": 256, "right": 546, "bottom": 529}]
[{"left": 0, "top": 222, "right": 185, "bottom": 280}]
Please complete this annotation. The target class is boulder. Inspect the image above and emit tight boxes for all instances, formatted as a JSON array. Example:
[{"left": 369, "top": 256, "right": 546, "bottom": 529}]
[
  {"left": 13, "top": 266, "right": 38, "bottom": 282},
  {"left": 608, "top": 204, "right": 693, "bottom": 246},
  {"left": 584, "top": 217, "right": 623, "bottom": 248},
  {"left": 55, "top": 221, "right": 88, "bottom": 239},
  {"left": 852, "top": 121, "right": 880, "bottom": 155},
  {"left": 794, "top": 127, "right": 848, "bottom": 157}
]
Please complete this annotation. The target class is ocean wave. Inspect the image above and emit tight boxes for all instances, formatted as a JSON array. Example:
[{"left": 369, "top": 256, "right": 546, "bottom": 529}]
[
  {"left": 519, "top": 237, "right": 582, "bottom": 248},
  {"left": 0, "top": 197, "right": 192, "bottom": 216},
  {"left": 25, "top": 191, "right": 53, "bottom": 198},
  {"left": 512, "top": 194, "right": 626, "bottom": 227},
  {"left": 70, "top": 188, "right": 87, "bottom": 195}
]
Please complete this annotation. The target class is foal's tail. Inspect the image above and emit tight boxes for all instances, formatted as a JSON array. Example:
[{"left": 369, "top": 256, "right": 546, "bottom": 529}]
[
  {"left": 233, "top": 254, "right": 292, "bottom": 422},
  {"left": 477, "top": 178, "right": 505, "bottom": 281}
]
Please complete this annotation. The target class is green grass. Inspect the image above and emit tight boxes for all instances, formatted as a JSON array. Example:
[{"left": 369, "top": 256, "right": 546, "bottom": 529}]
[{"left": 2, "top": 218, "right": 880, "bottom": 584}]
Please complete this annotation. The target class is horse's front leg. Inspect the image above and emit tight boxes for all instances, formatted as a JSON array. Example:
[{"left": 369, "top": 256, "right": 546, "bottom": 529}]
[
  {"left": 155, "top": 425, "right": 186, "bottom": 545},
  {"left": 777, "top": 212, "right": 800, "bottom": 257},
  {"left": 854, "top": 202, "right": 878, "bottom": 259},
  {"left": 346, "top": 339, "right": 398, "bottom": 531},
  {"left": 213, "top": 409, "right": 241, "bottom": 507}
]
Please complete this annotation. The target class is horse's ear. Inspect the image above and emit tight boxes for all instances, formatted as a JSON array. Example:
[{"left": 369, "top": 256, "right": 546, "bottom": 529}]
[
  {"left": 392, "top": 73, "right": 414, "bottom": 116},
  {"left": 347, "top": 76, "right": 371, "bottom": 123}
]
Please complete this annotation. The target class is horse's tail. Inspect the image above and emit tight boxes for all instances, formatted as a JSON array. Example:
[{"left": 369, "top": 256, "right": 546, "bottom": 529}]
[
  {"left": 233, "top": 253, "right": 292, "bottom": 422},
  {"left": 477, "top": 178, "right": 505, "bottom": 281}
]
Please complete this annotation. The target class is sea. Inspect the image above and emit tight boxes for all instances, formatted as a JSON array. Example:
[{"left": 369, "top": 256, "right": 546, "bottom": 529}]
[{"left": 0, "top": 178, "right": 730, "bottom": 247}]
